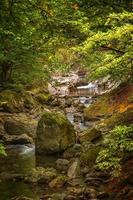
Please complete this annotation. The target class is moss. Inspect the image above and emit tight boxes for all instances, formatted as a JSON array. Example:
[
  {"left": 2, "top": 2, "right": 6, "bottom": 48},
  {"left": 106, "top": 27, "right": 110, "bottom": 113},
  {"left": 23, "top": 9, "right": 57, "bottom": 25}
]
[
  {"left": 0, "top": 81, "right": 50, "bottom": 112},
  {"left": 49, "top": 175, "right": 67, "bottom": 188},
  {"left": 84, "top": 94, "right": 111, "bottom": 120},
  {"left": 79, "top": 127, "right": 101, "bottom": 143},
  {"left": 31, "top": 167, "right": 57, "bottom": 183},
  {"left": 0, "top": 90, "right": 41, "bottom": 113},
  {"left": 40, "top": 111, "right": 68, "bottom": 126},
  {"left": 35, "top": 93, "right": 51, "bottom": 104},
  {"left": 84, "top": 83, "right": 133, "bottom": 120},
  {"left": 80, "top": 145, "right": 101, "bottom": 168},
  {"left": 99, "top": 109, "right": 133, "bottom": 131},
  {"left": 22, "top": 92, "right": 37, "bottom": 109},
  {"left": 36, "top": 110, "right": 75, "bottom": 154},
  {"left": 5, "top": 120, "right": 26, "bottom": 135},
  {"left": 0, "top": 90, "right": 23, "bottom": 112},
  {"left": 26, "top": 81, "right": 49, "bottom": 94}
]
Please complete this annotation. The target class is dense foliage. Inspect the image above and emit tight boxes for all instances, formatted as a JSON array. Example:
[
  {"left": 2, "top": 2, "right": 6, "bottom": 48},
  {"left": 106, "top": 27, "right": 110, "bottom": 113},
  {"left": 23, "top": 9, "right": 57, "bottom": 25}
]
[
  {"left": 96, "top": 125, "right": 133, "bottom": 176},
  {"left": 79, "top": 8, "right": 133, "bottom": 81},
  {"left": 0, "top": 0, "right": 86, "bottom": 88},
  {"left": 0, "top": 0, "right": 132, "bottom": 89},
  {"left": 0, "top": 0, "right": 45, "bottom": 87}
]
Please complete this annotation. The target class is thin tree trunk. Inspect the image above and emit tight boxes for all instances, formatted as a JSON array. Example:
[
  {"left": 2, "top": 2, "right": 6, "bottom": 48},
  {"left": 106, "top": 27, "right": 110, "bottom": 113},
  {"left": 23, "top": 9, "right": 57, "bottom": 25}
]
[{"left": 0, "top": 64, "right": 12, "bottom": 82}]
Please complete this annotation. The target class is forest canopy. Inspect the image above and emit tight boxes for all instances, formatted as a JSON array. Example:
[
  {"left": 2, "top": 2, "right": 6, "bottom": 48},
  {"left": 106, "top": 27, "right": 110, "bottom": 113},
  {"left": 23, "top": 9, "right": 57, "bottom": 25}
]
[{"left": 0, "top": 0, "right": 132, "bottom": 89}]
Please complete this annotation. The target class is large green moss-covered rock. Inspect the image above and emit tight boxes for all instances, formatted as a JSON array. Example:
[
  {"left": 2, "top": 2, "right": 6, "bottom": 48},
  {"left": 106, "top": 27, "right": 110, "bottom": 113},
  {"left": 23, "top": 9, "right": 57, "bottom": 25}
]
[{"left": 36, "top": 110, "right": 75, "bottom": 154}]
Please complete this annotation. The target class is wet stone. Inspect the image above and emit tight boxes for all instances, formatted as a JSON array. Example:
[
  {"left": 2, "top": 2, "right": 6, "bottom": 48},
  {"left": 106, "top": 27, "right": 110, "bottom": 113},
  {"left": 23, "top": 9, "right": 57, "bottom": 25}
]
[
  {"left": 67, "top": 177, "right": 85, "bottom": 187},
  {"left": 67, "top": 158, "right": 81, "bottom": 179},
  {"left": 97, "top": 191, "right": 109, "bottom": 199},
  {"left": 56, "top": 159, "right": 70, "bottom": 172}
]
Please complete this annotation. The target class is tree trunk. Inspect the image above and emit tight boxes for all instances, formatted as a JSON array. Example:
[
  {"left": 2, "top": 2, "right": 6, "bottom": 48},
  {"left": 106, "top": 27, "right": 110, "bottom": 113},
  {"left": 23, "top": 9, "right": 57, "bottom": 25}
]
[{"left": 0, "top": 63, "right": 12, "bottom": 82}]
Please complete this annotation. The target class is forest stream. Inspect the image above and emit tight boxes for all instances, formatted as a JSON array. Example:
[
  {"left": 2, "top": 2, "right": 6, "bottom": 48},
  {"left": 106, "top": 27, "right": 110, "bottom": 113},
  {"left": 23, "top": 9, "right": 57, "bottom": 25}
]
[
  {"left": 0, "top": 74, "right": 104, "bottom": 200},
  {"left": 1, "top": 1, "right": 133, "bottom": 199},
  {"left": 0, "top": 73, "right": 133, "bottom": 200}
]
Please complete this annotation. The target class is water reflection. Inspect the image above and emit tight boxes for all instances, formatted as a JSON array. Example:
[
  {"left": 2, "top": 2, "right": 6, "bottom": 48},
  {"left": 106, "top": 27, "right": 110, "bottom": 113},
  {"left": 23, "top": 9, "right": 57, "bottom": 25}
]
[
  {"left": 0, "top": 145, "right": 40, "bottom": 200},
  {"left": 0, "top": 145, "right": 35, "bottom": 174},
  {"left": 0, "top": 181, "right": 40, "bottom": 200}
]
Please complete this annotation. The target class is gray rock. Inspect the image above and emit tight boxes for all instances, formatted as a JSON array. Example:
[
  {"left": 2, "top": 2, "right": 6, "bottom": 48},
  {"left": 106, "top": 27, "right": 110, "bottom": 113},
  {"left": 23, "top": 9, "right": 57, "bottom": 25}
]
[
  {"left": 79, "top": 127, "right": 101, "bottom": 143},
  {"left": 49, "top": 175, "right": 67, "bottom": 188},
  {"left": 51, "top": 193, "right": 66, "bottom": 200},
  {"left": 56, "top": 159, "right": 70, "bottom": 171},
  {"left": 67, "top": 159, "right": 80, "bottom": 179},
  {"left": 63, "top": 144, "right": 82, "bottom": 159},
  {"left": 73, "top": 113, "right": 82, "bottom": 122},
  {"left": 4, "top": 120, "right": 31, "bottom": 135},
  {"left": 65, "top": 98, "right": 73, "bottom": 107},
  {"left": 4, "top": 134, "right": 33, "bottom": 144}
]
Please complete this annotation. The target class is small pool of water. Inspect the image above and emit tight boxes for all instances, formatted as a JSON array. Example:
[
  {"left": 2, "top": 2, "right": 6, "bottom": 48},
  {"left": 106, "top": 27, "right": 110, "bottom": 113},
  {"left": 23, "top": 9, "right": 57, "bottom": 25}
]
[
  {"left": 36, "top": 154, "right": 59, "bottom": 168},
  {"left": 0, "top": 144, "right": 57, "bottom": 199},
  {"left": 0, "top": 180, "right": 40, "bottom": 200},
  {"left": 0, "top": 145, "right": 35, "bottom": 174}
]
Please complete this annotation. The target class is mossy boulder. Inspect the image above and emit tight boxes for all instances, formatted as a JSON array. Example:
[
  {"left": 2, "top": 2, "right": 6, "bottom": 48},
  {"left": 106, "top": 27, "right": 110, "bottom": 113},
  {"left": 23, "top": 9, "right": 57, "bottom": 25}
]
[
  {"left": 0, "top": 90, "right": 38, "bottom": 113},
  {"left": 26, "top": 81, "right": 48, "bottom": 94},
  {"left": 0, "top": 90, "right": 24, "bottom": 112},
  {"left": 79, "top": 127, "right": 101, "bottom": 143},
  {"left": 26, "top": 81, "right": 52, "bottom": 105},
  {"left": 36, "top": 110, "right": 75, "bottom": 154},
  {"left": 4, "top": 120, "right": 32, "bottom": 136},
  {"left": 80, "top": 144, "right": 101, "bottom": 168},
  {"left": 0, "top": 113, "right": 37, "bottom": 144}
]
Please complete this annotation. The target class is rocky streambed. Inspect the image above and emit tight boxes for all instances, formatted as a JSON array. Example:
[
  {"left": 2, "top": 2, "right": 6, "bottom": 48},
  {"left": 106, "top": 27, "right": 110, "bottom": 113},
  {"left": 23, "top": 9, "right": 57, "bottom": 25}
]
[{"left": 0, "top": 74, "right": 133, "bottom": 200}]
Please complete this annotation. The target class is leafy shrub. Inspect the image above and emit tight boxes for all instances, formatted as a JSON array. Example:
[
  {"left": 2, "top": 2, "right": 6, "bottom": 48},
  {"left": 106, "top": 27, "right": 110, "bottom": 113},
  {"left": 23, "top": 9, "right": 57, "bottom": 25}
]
[
  {"left": 96, "top": 125, "right": 133, "bottom": 176},
  {"left": 0, "top": 144, "right": 7, "bottom": 156}
]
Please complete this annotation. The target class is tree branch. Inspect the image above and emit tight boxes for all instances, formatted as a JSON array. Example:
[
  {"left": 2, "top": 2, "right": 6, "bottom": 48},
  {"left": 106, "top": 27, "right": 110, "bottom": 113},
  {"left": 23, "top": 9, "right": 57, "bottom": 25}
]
[{"left": 100, "top": 45, "right": 125, "bottom": 55}]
